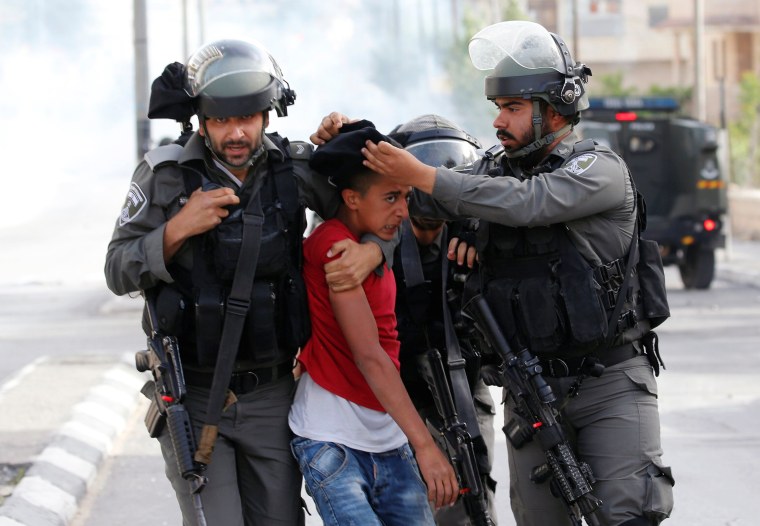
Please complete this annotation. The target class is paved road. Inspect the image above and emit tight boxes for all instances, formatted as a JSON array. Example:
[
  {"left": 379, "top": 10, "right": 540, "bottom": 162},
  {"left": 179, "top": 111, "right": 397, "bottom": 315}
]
[{"left": 1, "top": 241, "right": 759, "bottom": 525}]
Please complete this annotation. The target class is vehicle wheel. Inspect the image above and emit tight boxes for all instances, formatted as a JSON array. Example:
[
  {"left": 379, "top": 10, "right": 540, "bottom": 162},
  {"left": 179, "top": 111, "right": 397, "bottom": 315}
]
[{"left": 678, "top": 246, "right": 715, "bottom": 289}]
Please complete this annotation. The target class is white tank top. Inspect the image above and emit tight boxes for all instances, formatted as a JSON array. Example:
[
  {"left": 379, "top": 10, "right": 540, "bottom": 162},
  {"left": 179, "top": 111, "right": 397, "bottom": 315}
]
[{"left": 288, "top": 373, "right": 407, "bottom": 453}]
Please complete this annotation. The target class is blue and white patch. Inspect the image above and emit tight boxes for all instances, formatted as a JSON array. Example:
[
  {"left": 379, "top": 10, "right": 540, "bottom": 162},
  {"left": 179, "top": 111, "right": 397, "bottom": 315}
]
[
  {"left": 119, "top": 182, "right": 147, "bottom": 226},
  {"left": 565, "top": 153, "right": 598, "bottom": 175}
]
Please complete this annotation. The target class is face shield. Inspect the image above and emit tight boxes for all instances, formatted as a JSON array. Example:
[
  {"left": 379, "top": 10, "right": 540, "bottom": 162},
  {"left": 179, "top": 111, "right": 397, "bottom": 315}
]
[
  {"left": 469, "top": 21, "right": 566, "bottom": 74},
  {"left": 405, "top": 138, "right": 480, "bottom": 169},
  {"left": 468, "top": 21, "right": 591, "bottom": 117}
]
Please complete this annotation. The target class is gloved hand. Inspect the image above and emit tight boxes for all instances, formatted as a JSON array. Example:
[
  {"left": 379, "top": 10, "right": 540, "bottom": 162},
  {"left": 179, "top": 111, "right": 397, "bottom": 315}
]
[{"left": 480, "top": 363, "right": 504, "bottom": 387}]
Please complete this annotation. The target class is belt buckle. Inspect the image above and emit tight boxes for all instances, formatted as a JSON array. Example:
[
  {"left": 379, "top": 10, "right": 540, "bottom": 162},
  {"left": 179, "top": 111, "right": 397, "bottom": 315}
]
[
  {"left": 232, "top": 370, "right": 259, "bottom": 394},
  {"left": 544, "top": 358, "right": 569, "bottom": 377}
]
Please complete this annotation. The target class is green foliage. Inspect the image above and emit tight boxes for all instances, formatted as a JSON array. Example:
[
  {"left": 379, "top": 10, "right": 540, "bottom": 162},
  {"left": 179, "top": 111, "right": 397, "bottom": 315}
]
[
  {"left": 589, "top": 73, "right": 693, "bottom": 117},
  {"left": 435, "top": 0, "right": 530, "bottom": 143},
  {"left": 587, "top": 71, "right": 638, "bottom": 97},
  {"left": 728, "top": 72, "right": 760, "bottom": 186},
  {"left": 648, "top": 84, "right": 692, "bottom": 109}
]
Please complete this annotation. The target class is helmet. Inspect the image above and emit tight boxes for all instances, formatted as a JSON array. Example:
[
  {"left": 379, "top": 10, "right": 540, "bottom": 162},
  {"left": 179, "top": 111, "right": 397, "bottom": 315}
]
[
  {"left": 469, "top": 21, "right": 591, "bottom": 117},
  {"left": 391, "top": 114, "right": 481, "bottom": 169},
  {"left": 184, "top": 39, "right": 295, "bottom": 118}
]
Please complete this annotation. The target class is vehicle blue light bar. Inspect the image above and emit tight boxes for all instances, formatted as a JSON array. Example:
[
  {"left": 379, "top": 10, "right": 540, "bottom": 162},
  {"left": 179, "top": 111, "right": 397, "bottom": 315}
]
[{"left": 587, "top": 97, "right": 679, "bottom": 111}]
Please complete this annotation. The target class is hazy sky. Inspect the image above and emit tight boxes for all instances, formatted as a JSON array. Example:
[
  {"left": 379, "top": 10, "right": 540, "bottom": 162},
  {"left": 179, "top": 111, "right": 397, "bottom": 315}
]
[{"left": 0, "top": 0, "right": 487, "bottom": 285}]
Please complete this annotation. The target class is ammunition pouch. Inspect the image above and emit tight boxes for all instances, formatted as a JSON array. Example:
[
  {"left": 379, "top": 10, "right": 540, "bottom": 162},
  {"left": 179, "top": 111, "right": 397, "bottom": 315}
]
[{"left": 189, "top": 275, "right": 309, "bottom": 367}]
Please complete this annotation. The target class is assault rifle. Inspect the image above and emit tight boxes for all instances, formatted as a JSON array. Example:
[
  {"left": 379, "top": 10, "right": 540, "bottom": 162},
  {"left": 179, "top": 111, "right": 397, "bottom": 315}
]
[
  {"left": 464, "top": 294, "right": 602, "bottom": 526},
  {"left": 135, "top": 289, "right": 208, "bottom": 526},
  {"left": 417, "top": 348, "right": 494, "bottom": 526}
]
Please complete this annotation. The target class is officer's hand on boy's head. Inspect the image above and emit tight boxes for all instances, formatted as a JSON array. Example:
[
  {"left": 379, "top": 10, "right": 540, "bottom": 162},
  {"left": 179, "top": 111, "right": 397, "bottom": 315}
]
[{"left": 310, "top": 111, "right": 353, "bottom": 145}]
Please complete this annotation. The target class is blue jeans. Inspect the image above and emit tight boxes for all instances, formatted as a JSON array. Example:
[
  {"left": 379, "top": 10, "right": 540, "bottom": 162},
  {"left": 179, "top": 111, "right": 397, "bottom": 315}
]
[{"left": 291, "top": 436, "right": 435, "bottom": 526}]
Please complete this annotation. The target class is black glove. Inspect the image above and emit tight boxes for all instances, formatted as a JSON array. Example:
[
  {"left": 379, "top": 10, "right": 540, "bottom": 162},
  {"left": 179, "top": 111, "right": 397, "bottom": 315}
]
[{"left": 480, "top": 363, "right": 504, "bottom": 387}]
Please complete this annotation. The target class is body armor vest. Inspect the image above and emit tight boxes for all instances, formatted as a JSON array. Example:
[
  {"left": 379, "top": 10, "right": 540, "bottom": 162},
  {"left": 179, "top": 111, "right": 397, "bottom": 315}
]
[
  {"left": 160, "top": 133, "right": 310, "bottom": 367},
  {"left": 394, "top": 233, "right": 446, "bottom": 406},
  {"left": 394, "top": 223, "right": 483, "bottom": 406},
  {"left": 472, "top": 143, "right": 644, "bottom": 358}
]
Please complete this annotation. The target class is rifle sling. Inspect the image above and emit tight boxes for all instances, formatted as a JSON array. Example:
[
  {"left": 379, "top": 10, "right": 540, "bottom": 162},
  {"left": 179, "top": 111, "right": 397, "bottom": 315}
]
[
  {"left": 400, "top": 221, "right": 482, "bottom": 440},
  {"left": 196, "top": 191, "right": 264, "bottom": 465}
]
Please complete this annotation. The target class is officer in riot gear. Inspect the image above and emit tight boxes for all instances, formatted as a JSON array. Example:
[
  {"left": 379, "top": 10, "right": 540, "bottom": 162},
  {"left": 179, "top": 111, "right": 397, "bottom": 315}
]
[
  {"left": 390, "top": 114, "right": 498, "bottom": 525},
  {"left": 350, "top": 20, "right": 674, "bottom": 526},
  {"left": 105, "top": 39, "right": 394, "bottom": 526}
]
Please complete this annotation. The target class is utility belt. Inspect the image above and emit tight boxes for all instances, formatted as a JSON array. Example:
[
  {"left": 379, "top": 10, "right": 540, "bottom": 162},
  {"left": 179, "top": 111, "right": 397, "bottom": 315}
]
[
  {"left": 539, "top": 341, "right": 640, "bottom": 378},
  {"left": 183, "top": 361, "right": 293, "bottom": 395}
]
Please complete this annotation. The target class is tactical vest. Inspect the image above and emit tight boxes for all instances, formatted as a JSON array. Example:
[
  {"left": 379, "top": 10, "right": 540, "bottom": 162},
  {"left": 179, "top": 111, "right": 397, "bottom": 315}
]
[
  {"left": 393, "top": 229, "right": 445, "bottom": 405},
  {"left": 473, "top": 141, "right": 644, "bottom": 358},
  {"left": 394, "top": 223, "right": 483, "bottom": 405},
  {"left": 149, "top": 133, "right": 311, "bottom": 368}
]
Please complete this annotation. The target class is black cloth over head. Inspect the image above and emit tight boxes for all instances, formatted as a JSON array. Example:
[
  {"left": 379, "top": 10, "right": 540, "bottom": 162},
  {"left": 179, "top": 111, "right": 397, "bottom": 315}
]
[
  {"left": 148, "top": 62, "right": 196, "bottom": 122},
  {"left": 309, "top": 120, "right": 400, "bottom": 188}
]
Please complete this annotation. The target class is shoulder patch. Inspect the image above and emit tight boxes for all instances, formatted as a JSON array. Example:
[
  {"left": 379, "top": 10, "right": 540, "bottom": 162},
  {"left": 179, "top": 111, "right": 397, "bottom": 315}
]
[
  {"left": 288, "top": 141, "right": 313, "bottom": 160},
  {"left": 565, "top": 153, "right": 598, "bottom": 175},
  {"left": 119, "top": 182, "right": 147, "bottom": 226}
]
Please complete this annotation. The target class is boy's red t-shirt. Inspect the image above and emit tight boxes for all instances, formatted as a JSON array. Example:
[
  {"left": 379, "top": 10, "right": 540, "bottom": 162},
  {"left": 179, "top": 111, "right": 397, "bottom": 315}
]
[{"left": 298, "top": 219, "right": 400, "bottom": 411}]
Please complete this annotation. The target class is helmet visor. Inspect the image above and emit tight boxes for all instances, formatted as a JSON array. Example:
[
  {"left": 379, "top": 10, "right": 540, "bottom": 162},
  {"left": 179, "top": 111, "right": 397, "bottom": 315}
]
[
  {"left": 469, "top": 21, "right": 564, "bottom": 73},
  {"left": 405, "top": 139, "right": 480, "bottom": 169}
]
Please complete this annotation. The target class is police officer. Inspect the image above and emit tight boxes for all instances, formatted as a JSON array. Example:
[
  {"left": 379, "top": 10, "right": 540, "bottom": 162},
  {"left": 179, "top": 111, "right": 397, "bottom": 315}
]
[
  {"left": 356, "top": 21, "right": 675, "bottom": 526},
  {"left": 105, "top": 39, "right": 392, "bottom": 526},
  {"left": 390, "top": 114, "right": 498, "bottom": 526}
]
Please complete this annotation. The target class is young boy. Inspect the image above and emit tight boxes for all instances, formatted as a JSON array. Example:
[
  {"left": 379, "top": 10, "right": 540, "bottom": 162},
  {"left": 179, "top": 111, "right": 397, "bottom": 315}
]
[{"left": 289, "top": 121, "right": 458, "bottom": 526}]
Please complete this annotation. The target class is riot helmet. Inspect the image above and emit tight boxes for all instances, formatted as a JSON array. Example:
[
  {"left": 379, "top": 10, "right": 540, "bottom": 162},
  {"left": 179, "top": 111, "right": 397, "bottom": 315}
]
[
  {"left": 469, "top": 21, "right": 591, "bottom": 158},
  {"left": 392, "top": 115, "right": 482, "bottom": 233},
  {"left": 184, "top": 39, "right": 295, "bottom": 119},
  {"left": 391, "top": 114, "right": 481, "bottom": 169}
]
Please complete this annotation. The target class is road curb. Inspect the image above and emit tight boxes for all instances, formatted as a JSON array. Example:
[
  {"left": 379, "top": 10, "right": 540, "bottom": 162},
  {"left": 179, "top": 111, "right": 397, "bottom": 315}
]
[{"left": 0, "top": 355, "right": 145, "bottom": 526}]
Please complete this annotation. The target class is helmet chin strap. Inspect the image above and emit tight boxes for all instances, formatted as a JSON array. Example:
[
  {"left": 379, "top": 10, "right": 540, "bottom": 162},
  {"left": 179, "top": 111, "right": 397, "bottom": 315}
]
[{"left": 504, "top": 100, "right": 572, "bottom": 159}]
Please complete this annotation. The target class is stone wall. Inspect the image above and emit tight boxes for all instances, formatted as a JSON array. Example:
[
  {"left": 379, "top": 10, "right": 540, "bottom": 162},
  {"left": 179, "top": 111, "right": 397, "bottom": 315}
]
[{"left": 729, "top": 188, "right": 760, "bottom": 241}]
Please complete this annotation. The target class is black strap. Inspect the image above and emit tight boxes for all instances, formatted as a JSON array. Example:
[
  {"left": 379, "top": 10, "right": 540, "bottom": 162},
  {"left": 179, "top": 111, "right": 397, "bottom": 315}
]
[
  {"left": 204, "top": 192, "right": 264, "bottom": 427},
  {"left": 603, "top": 170, "right": 641, "bottom": 347},
  {"left": 400, "top": 220, "right": 482, "bottom": 441}
]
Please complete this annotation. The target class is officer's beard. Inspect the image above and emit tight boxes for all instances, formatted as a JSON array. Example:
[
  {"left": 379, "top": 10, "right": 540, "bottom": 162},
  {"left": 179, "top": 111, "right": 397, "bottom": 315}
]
[
  {"left": 204, "top": 130, "right": 266, "bottom": 173},
  {"left": 496, "top": 126, "right": 552, "bottom": 171}
]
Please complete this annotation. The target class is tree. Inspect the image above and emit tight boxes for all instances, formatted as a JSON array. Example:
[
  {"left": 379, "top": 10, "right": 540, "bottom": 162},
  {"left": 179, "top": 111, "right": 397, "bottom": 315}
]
[
  {"left": 435, "top": 0, "right": 529, "bottom": 143},
  {"left": 728, "top": 72, "right": 760, "bottom": 187}
]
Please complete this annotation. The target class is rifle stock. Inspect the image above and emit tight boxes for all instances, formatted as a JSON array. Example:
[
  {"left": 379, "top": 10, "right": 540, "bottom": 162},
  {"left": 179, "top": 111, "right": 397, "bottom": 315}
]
[
  {"left": 136, "top": 289, "right": 208, "bottom": 526},
  {"left": 416, "top": 349, "right": 494, "bottom": 526},
  {"left": 463, "top": 294, "right": 602, "bottom": 526}
]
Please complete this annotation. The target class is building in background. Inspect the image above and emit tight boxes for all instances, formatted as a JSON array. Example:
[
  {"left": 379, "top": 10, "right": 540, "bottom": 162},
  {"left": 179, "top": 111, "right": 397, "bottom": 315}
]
[{"left": 523, "top": 0, "right": 760, "bottom": 128}]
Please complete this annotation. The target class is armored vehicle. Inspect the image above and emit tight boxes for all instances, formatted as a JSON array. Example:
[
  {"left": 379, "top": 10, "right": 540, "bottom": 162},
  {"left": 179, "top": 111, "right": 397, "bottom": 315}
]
[{"left": 578, "top": 97, "right": 727, "bottom": 289}]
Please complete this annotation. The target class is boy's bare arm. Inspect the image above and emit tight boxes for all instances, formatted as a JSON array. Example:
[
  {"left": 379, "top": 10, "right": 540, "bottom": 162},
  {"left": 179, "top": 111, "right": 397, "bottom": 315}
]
[{"left": 329, "top": 286, "right": 459, "bottom": 509}]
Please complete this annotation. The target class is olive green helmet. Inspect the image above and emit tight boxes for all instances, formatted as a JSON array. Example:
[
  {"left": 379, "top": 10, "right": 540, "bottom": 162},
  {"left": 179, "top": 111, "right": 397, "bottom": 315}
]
[{"left": 469, "top": 21, "right": 591, "bottom": 117}]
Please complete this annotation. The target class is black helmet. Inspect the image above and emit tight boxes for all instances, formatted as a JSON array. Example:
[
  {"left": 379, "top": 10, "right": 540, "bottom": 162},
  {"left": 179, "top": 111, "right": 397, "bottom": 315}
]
[
  {"left": 184, "top": 39, "right": 295, "bottom": 119},
  {"left": 469, "top": 21, "right": 591, "bottom": 118},
  {"left": 391, "top": 114, "right": 481, "bottom": 169}
]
